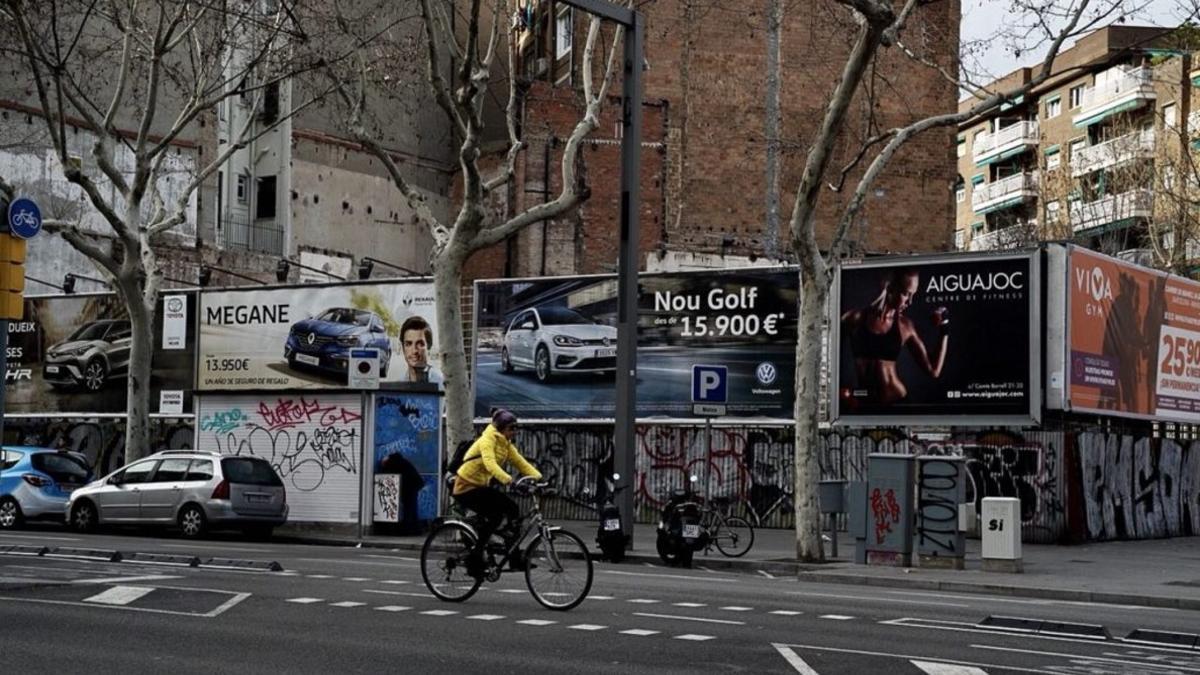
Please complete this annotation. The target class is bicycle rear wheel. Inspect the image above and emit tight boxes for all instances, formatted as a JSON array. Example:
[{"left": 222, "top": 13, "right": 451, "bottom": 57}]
[
  {"left": 524, "top": 529, "right": 593, "bottom": 611},
  {"left": 714, "top": 515, "right": 755, "bottom": 558},
  {"left": 421, "top": 522, "right": 484, "bottom": 602}
]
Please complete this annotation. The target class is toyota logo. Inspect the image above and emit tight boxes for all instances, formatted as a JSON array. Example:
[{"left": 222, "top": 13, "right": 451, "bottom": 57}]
[
  {"left": 307, "top": 333, "right": 316, "bottom": 346},
  {"left": 756, "top": 362, "right": 777, "bottom": 385},
  {"left": 166, "top": 298, "right": 184, "bottom": 313}
]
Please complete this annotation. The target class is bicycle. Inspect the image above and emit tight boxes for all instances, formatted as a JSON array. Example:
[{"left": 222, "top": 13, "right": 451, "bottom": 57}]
[
  {"left": 698, "top": 496, "right": 755, "bottom": 558},
  {"left": 420, "top": 477, "right": 594, "bottom": 611}
]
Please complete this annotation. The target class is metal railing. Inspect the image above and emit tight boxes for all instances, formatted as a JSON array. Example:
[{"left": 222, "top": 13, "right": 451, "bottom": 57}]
[
  {"left": 972, "top": 120, "right": 1039, "bottom": 161},
  {"left": 968, "top": 221, "right": 1036, "bottom": 251},
  {"left": 971, "top": 171, "right": 1039, "bottom": 211},
  {"left": 223, "top": 215, "right": 284, "bottom": 255},
  {"left": 1069, "top": 189, "right": 1153, "bottom": 233},
  {"left": 1070, "top": 128, "right": 1155, "bottom": 176},
  {"left": 1077, "top": 67, "right": 1154, "bottom": 115}
]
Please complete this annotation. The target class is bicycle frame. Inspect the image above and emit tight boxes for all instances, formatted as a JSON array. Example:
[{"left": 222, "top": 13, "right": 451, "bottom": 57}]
[{"left": 445, "top": 488, "right": 562, "bottom": 574}]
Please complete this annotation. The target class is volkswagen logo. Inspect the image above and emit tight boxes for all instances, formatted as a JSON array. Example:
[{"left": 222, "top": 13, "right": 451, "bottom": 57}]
[
  {"left": 306, "top": 332, "right": 317, "bottom": 346},
  {"left": 756, "top": 362, "right": 777, "bottom": 385}
]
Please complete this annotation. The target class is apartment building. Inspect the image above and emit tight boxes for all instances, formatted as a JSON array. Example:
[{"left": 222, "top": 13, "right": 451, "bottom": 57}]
[
  {"left": 955, "top": 25, "right": 1194, "bottom": 260},
  {"left": 466, "top": 0, "right": 962, "bottom": 281}
]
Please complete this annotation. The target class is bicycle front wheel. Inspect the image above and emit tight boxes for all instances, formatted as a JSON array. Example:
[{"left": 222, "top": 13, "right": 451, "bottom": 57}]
[
  {"left": 421, "top": 522, "right": 484, "bottom": 602},
  {"left": 524, "top": 529, "right": 593, "bottom": 611},
  {"left": 714, "top": 516, "right": 755, "bottom": 558}
]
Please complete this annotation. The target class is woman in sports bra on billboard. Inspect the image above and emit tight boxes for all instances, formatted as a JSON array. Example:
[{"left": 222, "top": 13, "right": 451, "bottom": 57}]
[{"left": 841, "top": 268, "right": 950, "bottom": 405}]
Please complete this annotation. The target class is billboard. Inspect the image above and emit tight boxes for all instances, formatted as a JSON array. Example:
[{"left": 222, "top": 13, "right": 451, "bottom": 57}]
[
  {"left": 831, "top": 251, "right": 1040, "bottom": 425},
  {"left": 473, "top": 268, "right": 798, "bottom": 419},
  {"left": 1066, "top": 246, "right": 1200, "bottom": 422},
  {"left": 4, "top": 292, "right": 197, "bottom": 415},
  {"left": 198, "top": 280, "right": 438, "bottom": 391}
]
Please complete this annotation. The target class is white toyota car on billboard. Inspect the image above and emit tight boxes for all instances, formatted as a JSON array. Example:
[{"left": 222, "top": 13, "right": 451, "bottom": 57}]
[{"left": 500, "top": 306, "right": 617, "bottom": 382}]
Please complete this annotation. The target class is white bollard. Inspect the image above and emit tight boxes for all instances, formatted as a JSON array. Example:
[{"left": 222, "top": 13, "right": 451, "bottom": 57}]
[{"left": 981, "top": 497, "right": 1023, "bottom": 573}]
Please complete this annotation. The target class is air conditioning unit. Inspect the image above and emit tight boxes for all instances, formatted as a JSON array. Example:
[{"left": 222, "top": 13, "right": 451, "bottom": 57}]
[{"left": 1115, "top": 248, "right": 1155, "bottom": 267}]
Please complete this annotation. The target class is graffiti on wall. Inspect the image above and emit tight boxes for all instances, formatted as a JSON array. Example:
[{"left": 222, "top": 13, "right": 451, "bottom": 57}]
[
  {"left": 1078, "top": 431, "right": 1200, "bottom": 540},
  {"left": 916, "top": 458, "right": 965, "bottom": 557},
  {"left": 4, "top": 417, "right": 194, "bottom": 475}
]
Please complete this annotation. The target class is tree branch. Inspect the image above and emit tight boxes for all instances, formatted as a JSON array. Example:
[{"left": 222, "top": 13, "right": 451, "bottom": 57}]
[{"left": 419, "top": 0, "right": 467, "bottom": 137}]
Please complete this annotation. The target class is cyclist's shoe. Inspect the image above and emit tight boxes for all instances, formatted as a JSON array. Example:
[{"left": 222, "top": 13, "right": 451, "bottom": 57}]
[{"left": 465, "top": 550, "right": 487, "bottom": 579}]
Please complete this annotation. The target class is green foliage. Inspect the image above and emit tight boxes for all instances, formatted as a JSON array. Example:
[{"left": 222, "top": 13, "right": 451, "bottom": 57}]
[{"left": 350, "top": 289, "right": 401, "bottom": 336}]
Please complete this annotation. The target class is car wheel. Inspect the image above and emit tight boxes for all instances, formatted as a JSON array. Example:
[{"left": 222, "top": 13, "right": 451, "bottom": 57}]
[
  {"left": 83, "top": 360, "right": 108, "bottom": 391},
  {"left": 501, "top": 347, "right": 513, "bottom": 373},
  {"left": 70, "top": 500, "right": 97, "bottom": 533},
  {"left": 178, "top": 504, "right": 207, "bottom": 538},
  {"left": 0, "top": 497, "right": 24, "bottom": 530},
  {"left": 535, "top": 346, "right": 552, "bottom": 383}
]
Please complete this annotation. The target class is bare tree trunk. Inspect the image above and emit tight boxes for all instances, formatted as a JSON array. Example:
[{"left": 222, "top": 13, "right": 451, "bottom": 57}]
[
  {"left": 793, "top": 264, "right": 828, "bottom": 562},
  {"left": 121, "top": 280, "right": 155, "bottom": 462},
  {"left": 764, "top": 0, "right": 783, "bottom": 259},
  {"left": 434, "top": 249, "right": 473, "bottom": 452}
]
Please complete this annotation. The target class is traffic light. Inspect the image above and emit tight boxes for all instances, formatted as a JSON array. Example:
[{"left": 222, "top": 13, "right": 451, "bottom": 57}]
[{"left": 0, "top": 233, "right": 26, "bottom": 319}]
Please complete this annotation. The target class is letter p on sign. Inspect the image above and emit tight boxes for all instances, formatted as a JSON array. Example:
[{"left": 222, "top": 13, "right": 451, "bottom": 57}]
[{"left": 692, "top": 365, "right": 728, "bottom": 403}]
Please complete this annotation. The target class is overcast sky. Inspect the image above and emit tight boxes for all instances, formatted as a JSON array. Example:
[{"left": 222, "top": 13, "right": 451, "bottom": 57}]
[{"left": 959, "top": 0, "right": 1186, "bottom": 84}]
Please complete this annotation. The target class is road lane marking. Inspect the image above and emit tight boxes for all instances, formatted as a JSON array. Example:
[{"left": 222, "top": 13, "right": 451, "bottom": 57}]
[
  {"left": 879, "top": 589, "right": 1167, "bottom": 612},
  {"left": 773, "top": 645, "right": 820, "bottom": 675},
  {"left": 0, "top": 594, "right": 250, "bottom": 618},
  {"left": 380, "top": 580, "right": 410, "bottom": 585},
  {"left": 287, "top": 597, "right": 324, "bottom": 604},
  {"left": 770, "top": 610, "right": 803, "bottom": 616},
  {"left": 819, "top": 615, "right": 854, "bottom": 621},
  {"left": 673, "top": 602, "right": 707, "bottom": 608},
  {"left": 363, "top": 590, "right": 428, "bottom": 598},
  {"left": 83, "top": 586, "right": 155, "bottom": 605},
  {"left": 787, "top": 590, "right": 971, "bottom": 608},
  {"left": 498, "top": 589, "right": 526, "bottom": 594},
  {"left": 600, "top": 570, "right": 738, "bottom": 583},
  {"left": 568, "top": 624, "right": 607, "bottom": 631},
  {"left": 674, "top": 634, "right": 715, "bottom": 641},
  {"left": 759, "top": 570, "right": 777, "bottom": 580},
  {"left": 633, "top": 612, "right": 744, "bottom": 626},
  {"left": 720, "top": 606, "right": 753, "bottom": 612},
  {"left": 343, "top": 577, "right": 371, "bottom": 582},
  {"left": 72, "top": 575, "right": 180, "bottom": 585},
  {"left": 621, "top": 629, "right": 660, "bottom": 636},
  {"left": 0, "top": 533, "right": 81, "bottom": 541},
  {"left": 330, "top": 601, "right": 366, "bottom": 608},
  {"left": 294, "top": 558, "right": 416, "bottom": 568},
  {"left": 971, "top": 644, "right": 1200, "bottom": 672},
  {"left": 157, "top": 543, "right": 271, "bottom": 553},
  {"left": 307, "top": 575, "right": 334, "bottom": 579},
  {"left": 375, "top": 606, "right": 411, "bottom": 612},
  {"left": 771, "top": 643, "right": 1054, "bottom": 675},
  {"left": 206, "top": 592, "right": 251, "bottom": 617},
  {"left": 911, "top": 661, "right": 989, "bottom": 675},
  {"left": 590, "top": 595, "right": 615, "bottom": 600},
  {"left": 628, "top": 598, "right": 660, "bottom": 604},
  {"left": 517, "top": 619, "right": 557, "bottom": 626},
  {"left": 467, "top": 614, "right": 506, "bottom": 621},
  {"left": 421, "top": 610, "right": 458, "bottom": 616}
]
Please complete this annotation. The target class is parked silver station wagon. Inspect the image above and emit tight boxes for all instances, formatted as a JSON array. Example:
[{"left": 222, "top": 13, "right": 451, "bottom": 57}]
[{"left": 67, "top": 450, "right": 288, "bottom": 538}]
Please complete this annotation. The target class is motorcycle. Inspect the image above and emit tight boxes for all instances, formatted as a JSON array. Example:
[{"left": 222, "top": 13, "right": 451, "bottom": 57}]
[
  {"left": 656, "top": 475, "right": 706, "bottom": 568},
  {"left": 595, "top": 472, "right": 630, "bottom": 563}
]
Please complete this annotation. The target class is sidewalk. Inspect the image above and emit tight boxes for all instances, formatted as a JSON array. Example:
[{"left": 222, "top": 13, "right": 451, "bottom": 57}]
[{"left": 275, "top": 521, "right": 1200, "bottom": 611}]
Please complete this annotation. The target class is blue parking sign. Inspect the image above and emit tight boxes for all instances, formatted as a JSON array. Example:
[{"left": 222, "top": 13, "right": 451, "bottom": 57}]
[{"left": 691, "top": 365, "right": 727, "bottom": 403}]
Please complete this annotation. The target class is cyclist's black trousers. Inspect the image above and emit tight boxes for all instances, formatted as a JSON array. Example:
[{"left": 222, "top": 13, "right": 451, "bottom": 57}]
[{"left": 454, "top": 486, "right": 519, "bottom": 553}]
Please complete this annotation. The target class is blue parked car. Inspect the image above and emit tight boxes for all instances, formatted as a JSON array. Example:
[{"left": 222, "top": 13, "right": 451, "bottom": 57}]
[
  {"left": 0, "top": 447, "right": 93, "bottom": 529},
  {"left": 285, "top": 307, "right": 392, "bottom": 379}
]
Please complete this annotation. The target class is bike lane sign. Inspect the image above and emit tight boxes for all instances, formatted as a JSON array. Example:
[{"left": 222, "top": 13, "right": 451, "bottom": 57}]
[{"left": 6, "top": 197, "right": 42, "bottom": 239}]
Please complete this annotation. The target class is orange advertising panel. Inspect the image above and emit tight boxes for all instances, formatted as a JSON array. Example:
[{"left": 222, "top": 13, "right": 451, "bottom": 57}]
[{"left": 1068, "top": 247, "right": 1200, "bottom": 421}]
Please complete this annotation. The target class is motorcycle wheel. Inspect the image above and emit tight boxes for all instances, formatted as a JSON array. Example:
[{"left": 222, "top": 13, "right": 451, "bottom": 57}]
[{"left": 656, "top": 530, "right": 689, "bottom": 566}]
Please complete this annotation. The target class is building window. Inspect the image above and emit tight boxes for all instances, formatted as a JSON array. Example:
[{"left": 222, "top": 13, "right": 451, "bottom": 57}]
[
  {"left": 1045, "top": 97, "right": 1061, "bottom": 119},
  {"left": 1163, "top": 166, "right": 1176, "bottom": 190},
  {"left": 956, "top": 136, "right": 966, "bottom": 158},
  {"left": 256, "top": 176, "right": 277, "bottom": 219},
  {"left": 236, "top": 174, "right": 248, "bottom": 204},
  {"left": 1045, "top": 145, "right": 1061, "bottom": 171},
  {"left": 1069, "top": 85, "right": 1084, "bottom": 109},
  {"left": 1045, "top": 201, "right": 1061, "bottom": 224},
  {"left": 556, "top": 7, "right": 572, "bottom": 60},
  {"left": 1164, "top": 102, "right": 1177, "bottom": 129},
  {"left": 955, "top": 186, "right": 965, "bottom": 203},
  {"left": 1069, "top": 138, "right": 1086, "bottom": 160}
]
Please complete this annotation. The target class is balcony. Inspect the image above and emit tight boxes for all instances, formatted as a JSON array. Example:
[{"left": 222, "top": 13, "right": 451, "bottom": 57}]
[
  {"left": 1072, "top": 67, "right": 1156, "bottom": 127},
  {"left": 972, "top": 121, "right": 1039, "bottom": 166},
  {"left": 968, "top": 222, "right": 1036, "bottom": 251},
  {"left": 1069, "top": 189, "right": 1153, "bottom": 233},
  {"left": 223, "top": 215, "right": 285, "bottom": 255},
  {"left": 1070, "top": 128, "right": 1156, "bottom": 177},
  {"left": 971, "top": 171, "right": 1039, "bottom": 215}
]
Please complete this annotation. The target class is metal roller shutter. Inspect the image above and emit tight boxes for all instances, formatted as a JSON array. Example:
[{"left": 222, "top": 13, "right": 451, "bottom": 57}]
[{"left": 196, "top": 393, "right": 363, "bottom": 523}]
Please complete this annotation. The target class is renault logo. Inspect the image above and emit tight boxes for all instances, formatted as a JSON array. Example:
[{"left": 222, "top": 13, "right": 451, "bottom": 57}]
[{"left": 307, "top": 333, "right": 316, "bottom": 346}]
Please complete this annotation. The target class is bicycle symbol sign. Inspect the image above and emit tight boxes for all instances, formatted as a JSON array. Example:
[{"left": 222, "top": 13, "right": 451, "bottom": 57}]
[{"left": 6, "top": 197, "right": 42, "bottom": 239}]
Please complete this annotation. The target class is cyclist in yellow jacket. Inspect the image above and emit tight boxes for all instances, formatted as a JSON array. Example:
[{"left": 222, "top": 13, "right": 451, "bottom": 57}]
[{"left": 453, "top": 409, "right": 542, "bottom": 568}]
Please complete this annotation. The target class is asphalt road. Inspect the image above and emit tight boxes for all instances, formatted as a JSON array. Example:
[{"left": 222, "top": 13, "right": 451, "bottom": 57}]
[
  {"left": 2, "top": 527, "right": 1199, "bottom": 674},
  {"left": 474, "top": 346, "right": 795, "bottom": 418}
]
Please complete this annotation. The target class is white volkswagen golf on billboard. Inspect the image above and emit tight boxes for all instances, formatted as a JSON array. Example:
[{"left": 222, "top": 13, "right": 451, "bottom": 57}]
[{"left": 501, "top": 306, "right": 617, "bottom": 382}]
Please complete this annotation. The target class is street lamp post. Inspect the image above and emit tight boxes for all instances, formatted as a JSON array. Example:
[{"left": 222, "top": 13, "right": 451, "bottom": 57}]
[{"left": 557, "top": 0, "right": 643, "bottom": 549}]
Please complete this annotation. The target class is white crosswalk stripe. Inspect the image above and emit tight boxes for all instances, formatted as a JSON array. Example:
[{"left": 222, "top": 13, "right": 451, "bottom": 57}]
[
  {"left": 674, "top": 634, "right": 716, "bottom": 641},
  {"left": 568, "top": 624, "right": 608, "bottom": 631},
  {"left": 720, "top": 606, "right": 753, "bottom": 612},
  {"left": 818, "top": 615, "right": 854, "bottom": 621},
  {"left": 771, "top": 610, "right": 803, "bottom": 616},
  {"left": 375, "top": 606, "right": 411, "bottom": 612},
  {"left": 910, "top": 661, "right": 989, "bottom": 675},
  {"left": 517, "top": 619, "right": 557, "bottom": 626},
  {"left": 421, "top": 610, "right": 458, "bottom": 616},
  {"left": 83, "top": 586, "right": 155, "bottom": 606},
  {"left": 628, "top": 598, "right": 660, "bottom": 604},
  {"left": 620, "top": 629, "right": 660, "bottom": 636},
  {"left": 673, "top": 602, "right": 707, "bottom": 608},
  {"left": 467, "top": 614, "right": 506, "bottom": 621},
  {"left": 330, "top": 601, "right": 366, "bottom": 608},
  {"left": 286, "top": 597, "right": 324, "bottom": 604}
]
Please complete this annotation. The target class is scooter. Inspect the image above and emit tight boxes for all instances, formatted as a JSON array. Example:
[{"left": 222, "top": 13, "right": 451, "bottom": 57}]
[
  {"left": 656, "top": 475, "right": 706, "bottom": 568},
  {"left": 595, "top": 472, "right": 630, "bottom": 563}
]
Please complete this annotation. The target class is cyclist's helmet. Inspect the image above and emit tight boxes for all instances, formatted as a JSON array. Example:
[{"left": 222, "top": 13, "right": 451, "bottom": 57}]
[{"left": 492, "top": 408, "right": 518, "bottom": 430}]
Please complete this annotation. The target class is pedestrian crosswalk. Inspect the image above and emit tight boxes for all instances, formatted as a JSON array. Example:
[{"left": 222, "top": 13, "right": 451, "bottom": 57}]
[{"left": 774, "top": 644, "right": 1016, "bottom": 674}]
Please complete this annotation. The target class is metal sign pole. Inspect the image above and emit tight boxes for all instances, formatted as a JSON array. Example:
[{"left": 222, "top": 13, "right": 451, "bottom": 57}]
[{"left": 703, "top": 417, "right": 712, "bottom": 499}]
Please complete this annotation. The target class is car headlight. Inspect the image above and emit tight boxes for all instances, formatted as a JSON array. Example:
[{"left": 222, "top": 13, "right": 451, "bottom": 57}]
[
  {"left": 336, "top": 335, "right": 359, "bottom": 346},
  {"left": 71, "top": 345, "right": 91, "bottom": 355},
  {"left": 553, "top": 335, "right": 583, "bottom": 347}
]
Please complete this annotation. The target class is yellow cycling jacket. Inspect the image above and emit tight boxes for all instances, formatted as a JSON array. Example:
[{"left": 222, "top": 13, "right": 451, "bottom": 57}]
[{"left": 453, "top": 424, "right": 542, "bottom": 495}]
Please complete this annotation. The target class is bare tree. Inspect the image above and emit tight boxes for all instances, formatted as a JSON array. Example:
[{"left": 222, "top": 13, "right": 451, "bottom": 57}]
[
  {"left": 327, "top": 0, "right": 625, "bottom": 451},
  {"left": 785, "top": 0, "right": 1165, "bottom": 560},
  {"left": 0, "top": 0, "right": 329, "bottom": 461}
]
